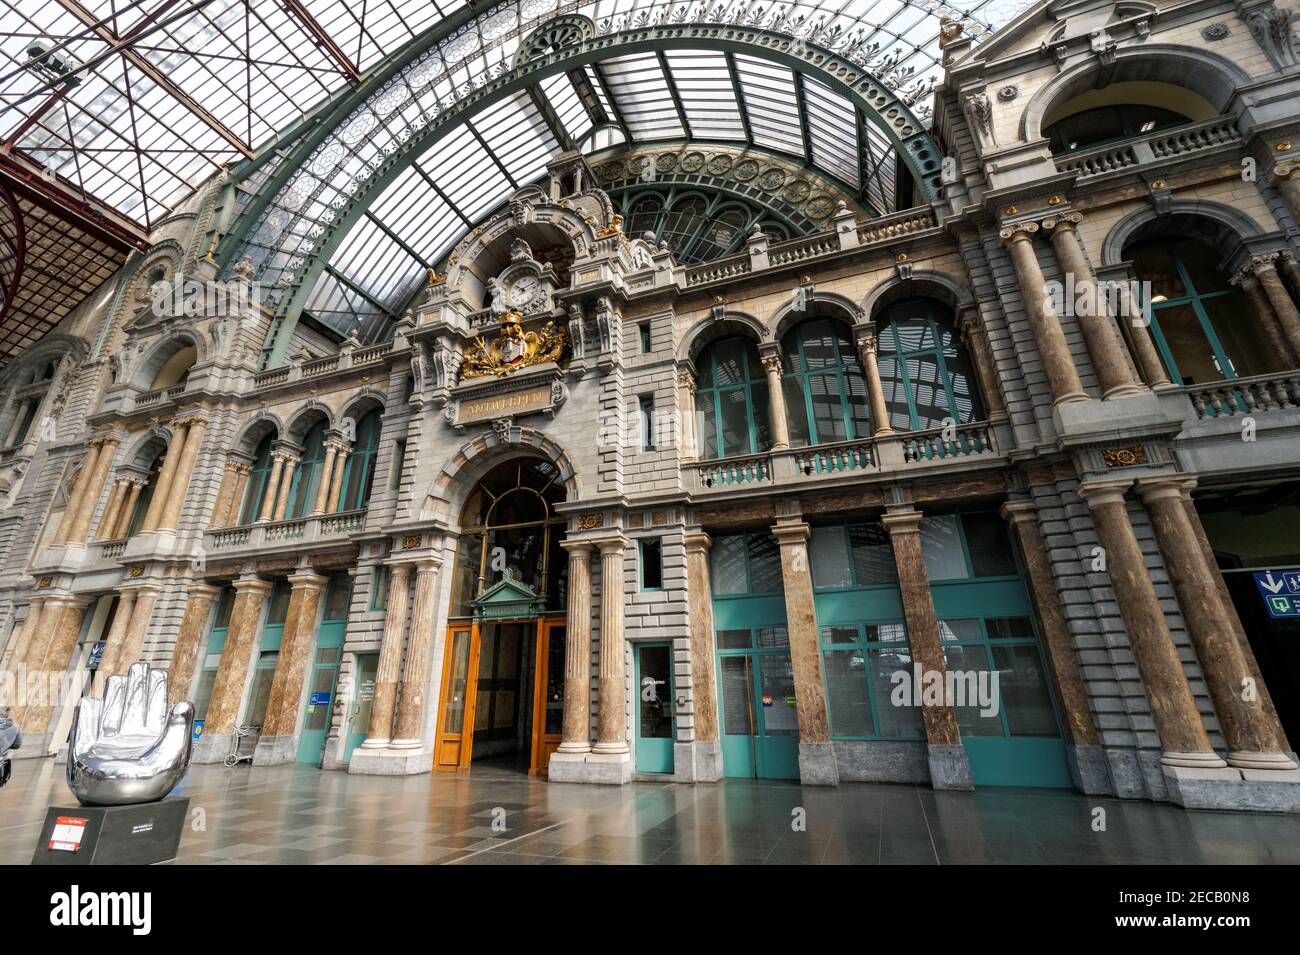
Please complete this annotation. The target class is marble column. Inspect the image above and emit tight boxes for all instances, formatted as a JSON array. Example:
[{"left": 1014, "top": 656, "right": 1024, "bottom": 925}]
[
  {"left": 391, "top": 558, "right": 441, "bottom": 748},
  {"left": 257, "top": 452, "right": 286, "bottom": 523},
  {"left": 1120, "top": 297, "right": 1173, "bottom": 390},
  {"left": 1250, "top": 253, "right": 1300, "bottom": 360},
  {"left": 1077, "top": 480, "right": 1224, "bottom": 768},
  {"left": 23, "top": 597, "right": 92, "bottom": 734},
  {"left": 882, "top": 507, "right": 972, "bottom": 790},
  {"left": 593, "top": 537, "right": 629, "bottom": 756},
  {"left": 1000, "top": 501, "right": 1103, "bottom": 765},
  {"left": 684, "top": 531, "right": 721, "bottom": 775},
  {"left": 9, "top": 596, "right": 48, "bottom": 724},
  {"left": 556, "top": 541, "right": 593, "bottom": 754},
  {"left": 92, "top": 587, "right": 139, "bottom": 696},
  {"left": 113, "top": 480, "right": 145, "bottom": 539},
  {"left": 1000, "top": 222, "right": 1089, "bottom": 405},
  {"left": 759, "top": 348, "right": 791, "bottom": 451},
  {"left": 361, "top": 562, "right": 411, "bottom": 748},
  {"left": 312, "top": 444, "right": 340, "bottom": 515},
  {"left": 160, "top": 416, "right": 205, "bottom": 531},
  {"left": 65, "top": 436, "right": 120, "bottom": 544},
  {"left": 955, "top": 307, "right": 1007, "bottom": 419},
  {"left": 676, "top": 371, "right": 699, "bottom": 460},
  {"left": 194, "top": 577, "right": 271, "bottom": 762},
  {"left": 167, "top": 583, "right": 220, "bottom": 708},
  {"left": 1137, "top": 477, "right": 1296, "bottom": 771},
  {"left": 772, "top": 521, "right": 837, "bottom": 784},
  {"left": 1043, "top": 212, "right": 1146, "bottom": 399},
  {"left": 271, "top": 452, "right": 299, "bottom": 522},
  {"left": 140, "top": 422, "right": 188, "bottom": 533},
  {"left": 111, "top": 586, "right": 158, "bottom": 678},
  {"left": 210, "top": 459, "right": 249, "bottom": 529},
  {"left": 326, "top": 439, "right": 350, "bottom": 512},
  {"left": 1231, "top": 267, "right": 1296, "bottom": 369},
  {"left": 95, "top": 479, "right": 129, "bottom": 540},
  {"left": 854, "top": 326, "right": 894, "bottom": 436},
  {"left": 258, "top": 571, "right": 326, "bottom": 759},
  {"left": 54, "top": 443, "right": 102, "bottom": 544}
]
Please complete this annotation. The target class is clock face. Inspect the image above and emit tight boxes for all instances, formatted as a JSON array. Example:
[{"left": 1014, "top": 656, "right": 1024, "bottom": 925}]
[{"left": 506, "top": 274, "right": 540, "bottom": 307}]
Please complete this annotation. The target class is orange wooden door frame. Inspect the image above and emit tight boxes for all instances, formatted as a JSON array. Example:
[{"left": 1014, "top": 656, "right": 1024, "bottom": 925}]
[
  {"left": 433, "top": 621, "right": 480, "bottom": 771},
  {"left": 529, "top": 616, "right": 566, "bottom": 776}
]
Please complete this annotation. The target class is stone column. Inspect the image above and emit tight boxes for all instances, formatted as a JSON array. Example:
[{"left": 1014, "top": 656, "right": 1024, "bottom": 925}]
[
  {"left": 1000, "top": 222, "right": 1089, "bottom": 405},
  {"left": 955, "top": 307, "right": 1007, "bottom": 419},
  {"left": 556, "top": 541, "right": 593, "bottom": 754},
  {"left": 23, "top": 597, "right": 92, "bottom": 734},
  {"left": 1120, "top": 299, "right": 1173, "bottom": 390},
  {"left": 361, "top": 562, "right": 411, "bottom": 749},
  {"left": 92, "top": 588, "right": 139, "bottom": 696},
  {"left": 1249, "top": 253, "right": 1300, "bottom": 360},
  {"left": 166, "top": 583, "right": 220, "bottom": 708},
  {"left": 210, "top": 459, "right": 248, "bottom": 529},
  {"left": 758, "top": 348, "right": 790, "bottom": 451},
  {"left": 64, "top": 436, "right": 120, "bottom": 544},
  {"left": 684, "top": 531, "right": 721, "bottom": 779},
  {"left": 854, "top": 326, "right": 894, "bottom": 436},
  {"left": 391, "top": 558, "right": 441, "bottom": 748},
  {"left": 312, "top": 444, "right": 340, "bottom": 515},
  {"left": 194, "top": 576, "right": 271, "bottom": 763},
  {"left": 676, "top": 371, "right": 699, "bottom": 460},
  {"left": 159, "top": 416, "right": 205, "bottom": 531},
  {"left": 258, "top": 571, "right": 326, "bottom": 761},
  {"left": 111, "top": 586, "right": 158, "bottom": 678},
  {"left": 326, "top": 438, "right": 350, "bottom": 512},
  {"left": 95, "top": 479, "right": 128, "bottom": 540},
  {"left": 592, "top": 537, "right": 630, "bottom": 759},
  {"left": 140, "top": 422, "right": 188, "bottom": 533},
  {"left": 113, "top": 480, "right": 145, "bottom": 539},
  {"left": 54, "top": 443, "right": 102, "bottom": 545},
  {"left": 1137, "top": 478, "right": 1296, "bottom": 771},
  {"left": 271, "top": 452, "right": 299, "bottom": 522},
  {"left": 1272, "top": 160, "right": 1300, "bottom": 232},
  {"left": 771, "top": 521, "right": 837, "bottom": 784},
  {"left": 257, "top": 451, "right": 285, "bottom": 522},
  {"left": 1231, "top": 267, "right": 1296, "bottom": 369},
  {"left": 1077, "top": 480, "right": 1224, "bottom": 768},
  {"left": 1001, "top": 500, "right": 1106, "bottom": 787},
  {"left": 1044, "top": 212, "right": 1146, "bottom": 398},
  {"left": 882, "top": 507, "right": 972, "bottom": 790},
  {"left": 9, "top": 596, "right": 47, "bottom": 724}
]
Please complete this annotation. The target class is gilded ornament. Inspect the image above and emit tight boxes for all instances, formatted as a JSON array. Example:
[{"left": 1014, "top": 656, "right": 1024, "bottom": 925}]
[{"left": 459, "top": 312, "right": 570, "bottom": 380}]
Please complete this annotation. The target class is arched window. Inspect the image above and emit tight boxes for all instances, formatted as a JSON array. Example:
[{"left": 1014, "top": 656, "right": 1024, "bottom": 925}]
[
  {"left": 337, "top": 408, "right": 382, "bottom": 512},
  {"left": 877, "top": 298, "right": 982, "bottom": 431},
  {"left": 239, "top": 433, "right": 276, "bottom": 525},
  {"left": 659, "top": 194, "right": 709, "bottom": 252},
  {"left": 149, "top": 344, "right": 196, "bottom": 390},
  {"left": 285, "top": 420, "right": 327, "bottom": 519},
  {"left": 686, "top": 204, "right": 753, "bottom": 261},
  {"left": 626, "top": 194, "right": 663, "bottom": 240},
  {"left": 126, "top": 452, "right": 165, "bottom": 538},
  {"left": 695, "top": 336, "right": 772, "bottom": 459},
  {"left": 780, "top": 318, "right": 872, "bottom": 446},
  {"left": 1128, "top": 236, "right": 1263, "bottom": 384}
]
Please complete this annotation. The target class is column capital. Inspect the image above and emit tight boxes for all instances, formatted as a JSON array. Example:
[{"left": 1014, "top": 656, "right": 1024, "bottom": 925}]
[
  {"left": 560, "top": 538, "right": 597, "bottom": 557},
  {"left": 382, "top": 558, "right": 415, "bottom": 576},
  {"left": 770, "top": 520, "right": 811, "bottom": 545},
  {"left": 1249, "top": 251, "right": 1281, "bottom": 275},
  {"left": 287, "top": 570, "right": 328, "bottom": 591},
  {"left": 758, "top": 350, "right": 783, "bottom": 374},
  {"left": 880, "top": 507, "right": 923, "bottom": 534},
  {"left": 324, "top": 436, "right": 352, "bottom": 455},
  {"left": 186, "top": 583, "right": 223, "bottom": 601},
  {"left": 593, "top": 535, "right": 628, "bottom": 556},
  {"left": 412, "top": 556, "right": 442, "bottom": 574},
  {"left": 270, "top": 448, "right": 299, "bottom": 465},
  {"left": 1272, "top": 160, "right": 1300, "bottom": 182},
  {"left": 1134, "top": 474, "right": 1197, "bottom": 504},
  {"left": 683, "top": 529, "right": 712, "bottom": 554},
  {"left": 231, "top": 575, "right": 274, "bottom": 597},
  {"left": 999, "top": 220, "right": 1039, "bottom": 244},
  {"left": 854, "top": 323, "right": 878, "bottom": 354},
  {"left": 1076, "top": 478, "right": 1133, "bottom": 507},
  {"left": 1041, "top": 211, "right": 1083, "bottom": 233},
  {"left": 675, "top": 369, "right": 697, "bottom": 394},
  {"left": 998, "top": 499, "right": 1038, "bottom": 524}
]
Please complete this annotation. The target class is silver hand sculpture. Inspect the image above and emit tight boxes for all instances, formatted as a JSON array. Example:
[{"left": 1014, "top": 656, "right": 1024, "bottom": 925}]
[{"left": 67, "top": 662, "right": 194, "bottom": 806}]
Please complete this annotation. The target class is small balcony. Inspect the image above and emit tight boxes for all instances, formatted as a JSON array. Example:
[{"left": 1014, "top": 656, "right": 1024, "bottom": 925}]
[
  {"left": 1054, "top": 116, "right": 1240, "bottom": 181},
  {"left": 202, "top": 509, "right": 368, "bottom": 558}
]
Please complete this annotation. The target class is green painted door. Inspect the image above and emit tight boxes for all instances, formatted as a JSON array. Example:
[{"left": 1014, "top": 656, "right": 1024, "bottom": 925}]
[
  {"left": 716, "top": 631, "right": 800, "bottom": 780},
  {"left": 296, "top": 574, "right": 351, "bottom": 765},
  {"left": 344, "top": 652, "right": 379, "bottom": 764},
  {"left": 635, "top": 643, "right": 675, "bottom": 773}
]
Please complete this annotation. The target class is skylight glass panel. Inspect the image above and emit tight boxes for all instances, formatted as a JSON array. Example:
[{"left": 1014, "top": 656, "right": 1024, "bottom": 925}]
[
  {"left": 328, "top": 215, "right": 421, "bottom": 308},
  {"left": 663, "top": 51, "right": 745, "bottom": 141},
  {"left": 415, "top": 126, "right": 511, "bottom": 224},
  {"left": 598, "top": 54, "right": 685, "bottom": 140},
  {"left": 802, "top": 76, "right": 860, "bottom": 187},
  {"left": 471, "top": 93, "right": 559, "bottom": 188},
  {"left": 539, "top": 73, "right": 593, "bottom": 144},
  {"left": 733, "top": 55, "right": 803, "bottom": 157},
  {"left": 304, "top": 269, "right": 387, "bottom": 341},
  {"left": 583, "top": 66, "right": 614, "bottom": 117}
]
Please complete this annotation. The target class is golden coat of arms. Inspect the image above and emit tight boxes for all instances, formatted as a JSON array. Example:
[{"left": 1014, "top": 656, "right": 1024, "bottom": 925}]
[{"left": 460, "top": 311, "right": 569, "bottom": 380}]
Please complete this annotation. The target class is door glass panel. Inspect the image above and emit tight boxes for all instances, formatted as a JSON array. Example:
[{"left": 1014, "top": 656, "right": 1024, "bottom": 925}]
[
  {"left": 992, "top": 644, "right": 1058, "bottom": 737},
  {"left": 352, "top": 656, "right": 378, "bottom": 741},
  {"left": 442, "top": 630, "right": 471, "bottom": 734},
  {"left": 1154, "top": 303, "right": 1223, "bottom": 384},
  {"left": 755, "top": 625, "right": 788, "bottom": 648},
  {"left": 544, "top": 626, "right": 565, "bottom": 736},
  {"left": 192, "top": 667, "right": 218, "bottom": 721},
  {"left": 758, "top": 654, "right": 797, "bottom": 736},
  {"left": 868, "top": 646, "right": 925, "bottom": 739},
  {"left": 942, "top": 644, "right": 1001, "bottom": 737},
  {"left": 1201, "top": 295, "right": 1264, "bottom": 378},
  {"left": 245, "top": 653, "right": 278, "bottom": 726},
  {"left": 810, "top": 525, "right": 851, "bottom": 588},
  {"left": 824, "top": 648, "right": 873, "bottom": 736},
  {"left": 721, "top": 656, "right": 753, "bottom": 735},
  {"left": 638, "top": 645, "right": 673, "bottom": 739},
  {"left": 716, "top": 628, "right": 751, "bottom": 649},
  {"left": 303, "top": 664, "right": 335, "bottom": 732}
]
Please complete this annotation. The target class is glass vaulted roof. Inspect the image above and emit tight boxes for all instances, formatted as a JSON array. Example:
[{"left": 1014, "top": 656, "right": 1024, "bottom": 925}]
[{"left": 1, "top": 0, "right": 1029, "bottom": 346}]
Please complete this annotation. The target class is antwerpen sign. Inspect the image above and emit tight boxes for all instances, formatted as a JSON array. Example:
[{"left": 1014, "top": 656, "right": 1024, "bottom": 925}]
[{"left": 445, "top": 363, "right": 566, "bottom": 432}]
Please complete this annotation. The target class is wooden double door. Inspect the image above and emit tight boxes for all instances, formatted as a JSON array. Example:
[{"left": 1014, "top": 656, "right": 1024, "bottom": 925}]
[{"left": 433, "top": 616, "right": 566, "bottom": 775}]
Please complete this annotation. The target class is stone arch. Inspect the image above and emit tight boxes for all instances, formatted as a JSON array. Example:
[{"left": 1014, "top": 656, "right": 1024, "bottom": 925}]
[
  {"left": 131, "top": 328, "right": 206, "bottom": 391},
  {"left": 677, "top": 310, "right": 769, "bottom": 366},
  {"left": 284, "top": 399, "right": 334, "bottom": 444},
  {"left": 121, "top": 241, "right": 185, "bottom": 324},
  {"left": 421, "top": 426, "right": 582, "bottom": 528},
  {"left": 339, "top": 389, "right": 386, "bottom": 430},
  {"left": 862, "top": 269, "right": 975, "bottom": 323},
  {"left": 1019, "top": 44, "right": 1249, "bottom": 143},
  {"left": 229, "top": 410, "right": 284, "bottom": 457},
  {"left": 121, "top": 425, "right": 173, "bottom": 473},
  {"left": 771, "top": 290, "right": 866, "bottom": 343},
  {"left": 1101, "top": 199, "right": 1268, "bottom": 268},
  {"left": 0, "top": 332, "right": 86, "bottom": 391}
]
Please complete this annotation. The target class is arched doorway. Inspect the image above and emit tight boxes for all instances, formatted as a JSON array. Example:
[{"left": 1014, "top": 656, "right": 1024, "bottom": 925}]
[{"left": 433, "top": 457, "right": 569, "bottom": 775}]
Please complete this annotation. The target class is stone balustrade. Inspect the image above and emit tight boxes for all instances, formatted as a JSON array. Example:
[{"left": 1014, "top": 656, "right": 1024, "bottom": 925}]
[
  {"left": 203, "top": 508, "right": 367, "bottom": 556},
  {"left": 1185, "top": 371, "right": 1300, "bottom": 419},
  {"left": 1056, "top": 116, "right": 1240, "bottom": 180}
]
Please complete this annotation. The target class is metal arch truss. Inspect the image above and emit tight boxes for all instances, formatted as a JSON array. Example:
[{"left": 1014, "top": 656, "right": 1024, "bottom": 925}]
[{"left": 223, "top": 20, "right": 949, "bottom": 361}]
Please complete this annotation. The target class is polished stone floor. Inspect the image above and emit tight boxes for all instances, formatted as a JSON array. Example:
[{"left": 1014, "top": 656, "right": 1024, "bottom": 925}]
[{"left": 3, "top": 755, "right": 1299, "bottom": 864}]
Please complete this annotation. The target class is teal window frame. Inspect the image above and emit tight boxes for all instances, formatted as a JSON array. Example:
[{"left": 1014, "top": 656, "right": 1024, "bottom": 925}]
[
  {"left": 780, "top": 317, "right": 873, "bottom": 447},
  {"left": 639, "top": 394, "right": 655, "bottom": 451},
  {"left": 338, "top": 408, "right": 382, "bottom": 512},
  {"left": 639, "top": 538, "right": 663, "bottom": 591},
  {"left": 371, "top": 564, "right": 389, "bottom": 611},
  {"left": 639, "top": 323, "right": 652, "bottom": 353},
  {"left": 10, "top": 398, "right": 39, "bottom": 446},
  {"left": 695, "top": 336, "right": 771, "bottom": 460},
  {"left": 709, "top": 531, "right": 783, "bottom": 596},
  {"left": 877, "top": 297, "right": 982, "bottom": 431},
  {"left": 125, "top": 451, "right": 164, "bottom": 538},
  {"left": 285, "top": 421, "right": 327, "bottom": 520},
  {"left": 239, "top": 433, "right": 276, "bottom": 525},
  {"left": 1129, "top": 237, "right": 1245, "bottom": 386}
]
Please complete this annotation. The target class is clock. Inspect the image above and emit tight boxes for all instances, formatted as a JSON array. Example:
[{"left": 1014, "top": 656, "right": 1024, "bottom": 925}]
[{"left": 506, "top": 274, "right": 541, "bottom": 308}]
